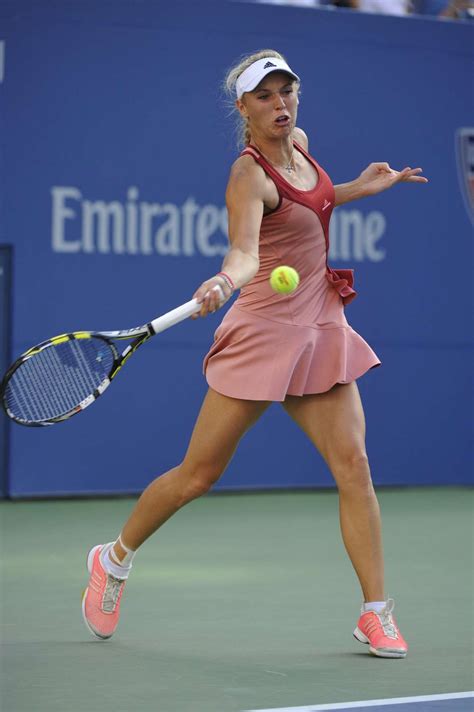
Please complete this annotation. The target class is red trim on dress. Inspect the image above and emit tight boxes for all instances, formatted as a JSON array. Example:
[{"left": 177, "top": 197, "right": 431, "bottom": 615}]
[{"left": 240, "top": 142, "right": 356, "bottom": 305}]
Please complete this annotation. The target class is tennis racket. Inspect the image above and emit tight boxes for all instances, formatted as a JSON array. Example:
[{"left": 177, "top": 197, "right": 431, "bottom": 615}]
[{"left": 1, "top": 287, "right": 223, "bottom": 427}]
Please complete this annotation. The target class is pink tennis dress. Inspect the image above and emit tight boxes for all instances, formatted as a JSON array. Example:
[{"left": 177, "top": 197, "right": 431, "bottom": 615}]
[{"left": 203, "top": 142, "right": 380, "bottom": 401}]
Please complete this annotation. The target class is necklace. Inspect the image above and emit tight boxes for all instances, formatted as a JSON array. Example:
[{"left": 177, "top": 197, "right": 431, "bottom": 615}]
[
  {"left": 253, "top": 143, "right": 296, "bottom": 175},
  {"left": 283, "top": 155, "right": 295, "bottom": 175}
]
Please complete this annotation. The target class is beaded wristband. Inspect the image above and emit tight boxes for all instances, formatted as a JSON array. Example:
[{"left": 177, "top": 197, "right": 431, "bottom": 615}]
[{"left": 217, "top": 271, "right": 236, "bottom": 293}]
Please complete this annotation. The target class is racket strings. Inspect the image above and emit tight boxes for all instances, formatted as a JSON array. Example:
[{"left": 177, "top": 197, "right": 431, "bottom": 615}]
[{"left": 4, "top": 338, "right": 115, "bottom": 423}]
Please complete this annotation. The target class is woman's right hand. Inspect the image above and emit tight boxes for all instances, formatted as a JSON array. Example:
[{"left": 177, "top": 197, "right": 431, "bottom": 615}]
[{"left": 192, "top": 275, "right": 232, "bottom": 319}]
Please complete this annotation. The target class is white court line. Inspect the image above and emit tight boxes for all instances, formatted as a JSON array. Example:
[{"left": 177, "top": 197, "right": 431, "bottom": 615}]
[{"left": 243, "top": 691, "right": 474, "bottom": 712}]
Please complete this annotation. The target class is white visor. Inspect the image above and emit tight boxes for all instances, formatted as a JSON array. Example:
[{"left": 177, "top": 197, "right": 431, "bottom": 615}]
[{"left": 235, "top": 57, "right": 300, "bottom": 100}]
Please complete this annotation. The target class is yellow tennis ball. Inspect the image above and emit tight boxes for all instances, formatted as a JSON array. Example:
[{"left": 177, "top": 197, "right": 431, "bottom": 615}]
[{"left": 270, "top": 266, "right": 300, "bottom": 294}]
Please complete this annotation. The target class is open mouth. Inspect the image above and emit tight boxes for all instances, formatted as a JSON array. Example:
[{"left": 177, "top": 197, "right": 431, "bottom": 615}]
[{"left": 275, "top": 115, "right": 290, "bottom": 126}]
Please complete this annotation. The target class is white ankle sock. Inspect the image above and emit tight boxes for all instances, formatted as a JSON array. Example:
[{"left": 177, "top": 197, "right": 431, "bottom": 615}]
[
  {"left": 113, "top": 535, "right": 136, "bottom": 568},
  {"left": 364, "top": 601, "right": 386, "bottom": 613},
  {"left": 101, "top": 539, "right": 134, "bottom": 580}
]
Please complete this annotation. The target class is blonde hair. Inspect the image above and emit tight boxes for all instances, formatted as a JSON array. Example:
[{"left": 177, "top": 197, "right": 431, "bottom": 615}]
[{"left": 223, "top": 49, "right": 295, "bottom": 148}]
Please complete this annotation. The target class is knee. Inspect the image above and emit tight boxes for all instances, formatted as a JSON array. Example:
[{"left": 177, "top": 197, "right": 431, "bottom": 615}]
[
  {"left": 177, "top": 461, "right": 224, "bottom": 506},
  {"left": 330, "top": 449, "right": 372, "bottom": 493}
]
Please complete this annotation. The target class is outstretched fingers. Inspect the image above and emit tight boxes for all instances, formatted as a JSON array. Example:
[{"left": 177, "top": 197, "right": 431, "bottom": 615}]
[{"left": 398, "top": 167, "right": 429, "bottom": 183}]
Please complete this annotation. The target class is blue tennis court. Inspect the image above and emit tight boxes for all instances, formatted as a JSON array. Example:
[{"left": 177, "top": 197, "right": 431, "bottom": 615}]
[{"left": 1, "top": 492, "right": 473, "bottom": 712}]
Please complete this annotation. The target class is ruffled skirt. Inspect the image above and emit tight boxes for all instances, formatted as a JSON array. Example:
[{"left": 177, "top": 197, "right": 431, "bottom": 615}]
[{"left": 203, "top": 306, "right": 380, "bottom": 401}]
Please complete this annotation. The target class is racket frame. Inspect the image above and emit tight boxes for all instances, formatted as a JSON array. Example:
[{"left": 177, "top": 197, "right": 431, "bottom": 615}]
[{"left": 1, "top": 292, "right": 223, "bottom": 427}]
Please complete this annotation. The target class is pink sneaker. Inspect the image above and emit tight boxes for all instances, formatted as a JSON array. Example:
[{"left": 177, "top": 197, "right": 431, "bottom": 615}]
[
  {"left": 353, "top": 599, "right": 408, "bottom": 658},
  {"left": 81, "top": 544, "right": 127, "bottom": 640}
]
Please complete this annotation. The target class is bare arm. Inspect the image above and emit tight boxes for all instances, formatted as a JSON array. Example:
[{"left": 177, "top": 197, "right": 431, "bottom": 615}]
[
  {"left": 220, "top": 160, "right": 263, "bottom": 288},
  {"left": 193, "top": 157, "right": 266, "bottom": 317},
  {"left": 334, "top": 163, "right": 428, "bottom": 206},
  {"left": 291, "top": 128, "right": 428, "bottom": 206}
]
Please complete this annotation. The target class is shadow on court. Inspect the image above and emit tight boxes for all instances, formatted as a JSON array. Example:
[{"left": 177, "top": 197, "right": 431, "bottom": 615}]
[{"left": 1, "top": 489, "right": 472, "bottom": 712}]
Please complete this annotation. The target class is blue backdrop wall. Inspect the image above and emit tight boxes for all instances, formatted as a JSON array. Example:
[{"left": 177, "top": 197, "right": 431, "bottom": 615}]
[{"left": 1, "top": 0, "right": 473, "bottom": 496}]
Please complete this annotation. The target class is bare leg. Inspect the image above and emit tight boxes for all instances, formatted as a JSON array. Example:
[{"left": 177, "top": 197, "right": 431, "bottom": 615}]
[
  {"left": 282, "top": 383, "right": 384, "bottom": 602},
  {"left": 114, "top": 388, "right": 270, "bottom": 559}
]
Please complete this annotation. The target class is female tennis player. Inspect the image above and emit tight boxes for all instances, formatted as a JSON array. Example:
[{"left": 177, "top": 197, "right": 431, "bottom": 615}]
[{"left": 82, "top": 50, "right": 427, "bottom": 658}]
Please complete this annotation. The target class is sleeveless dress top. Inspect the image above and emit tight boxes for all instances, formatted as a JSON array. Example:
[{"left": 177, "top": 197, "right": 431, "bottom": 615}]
[{"left": 203, "top": 141, "right": 380, "bottom": 401}]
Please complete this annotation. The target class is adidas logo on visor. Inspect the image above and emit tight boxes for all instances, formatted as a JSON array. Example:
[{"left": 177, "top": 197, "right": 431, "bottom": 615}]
[{"left": 264, "top": 61, "right": 277, "bottom": 69}]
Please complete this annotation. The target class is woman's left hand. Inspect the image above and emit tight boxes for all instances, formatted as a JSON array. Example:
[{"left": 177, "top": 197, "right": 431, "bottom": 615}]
[{"left": 358, "top": 162, "right": 428, "bottom": 197}]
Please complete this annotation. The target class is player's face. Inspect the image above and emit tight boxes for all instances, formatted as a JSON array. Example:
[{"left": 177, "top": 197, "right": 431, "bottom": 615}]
[{"left": 238, "top": 72, "right": 299, "bottom": 140}]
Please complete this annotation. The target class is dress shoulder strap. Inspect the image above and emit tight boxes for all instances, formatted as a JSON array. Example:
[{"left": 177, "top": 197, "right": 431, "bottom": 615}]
[{"left": 240, "top": 144, "right": 297, "bottom": 202}]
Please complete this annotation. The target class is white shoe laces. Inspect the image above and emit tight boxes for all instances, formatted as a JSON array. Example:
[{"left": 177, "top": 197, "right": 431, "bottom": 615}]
[
  {"left": 377, "top": 598, "right": 398, "bottom": 639},
  {"left": 102, "top": 575, "right": 125, "bottom": 613}
]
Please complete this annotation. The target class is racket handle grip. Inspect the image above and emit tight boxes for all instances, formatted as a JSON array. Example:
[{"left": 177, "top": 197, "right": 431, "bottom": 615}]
[
  {"left": 149, "top": 299, "right": 200, "bottom": 334},
  {"left": 149, "top": 286, "right": 225, "bottom": 335}
]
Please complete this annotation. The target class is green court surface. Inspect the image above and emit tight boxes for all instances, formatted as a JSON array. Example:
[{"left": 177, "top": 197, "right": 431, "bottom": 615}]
[{"left": 1, "top": 488, "right": 472, "bottom": 712}]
